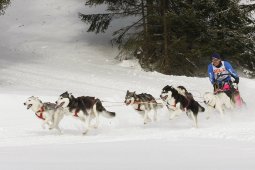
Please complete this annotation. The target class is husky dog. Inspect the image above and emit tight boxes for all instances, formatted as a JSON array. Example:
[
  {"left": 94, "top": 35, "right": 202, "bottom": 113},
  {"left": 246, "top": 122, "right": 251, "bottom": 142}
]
[
  {"left": 56, "top": 91, "right": 116, "bottom": 135},
  {"left": 24, "top": 96, "right": 64, "bottom": 132},
  {"left": 124, "top": 90, "right": 162, "bottom": 124},
  {"left": 203, "top": 92, "right": 234, "bottom": 118},
  {"left": 160, "top": 85, "right": 205, "bottom": 127}
]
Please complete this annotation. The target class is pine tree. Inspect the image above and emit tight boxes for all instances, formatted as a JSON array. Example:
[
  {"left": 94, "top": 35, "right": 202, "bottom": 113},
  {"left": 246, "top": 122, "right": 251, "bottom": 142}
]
[
  {"left": 80, "top": 0, "right": 144, "bottom": 58},
  {"left": 80, "top": 0, "right": 255, "bottom": 77},
  {"left": 0, "top": 0, "right": 10, "bottom": 15}
]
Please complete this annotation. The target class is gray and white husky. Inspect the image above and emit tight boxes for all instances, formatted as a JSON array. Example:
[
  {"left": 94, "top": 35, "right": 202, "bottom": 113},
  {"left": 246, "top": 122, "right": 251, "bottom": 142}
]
[
  {"left": 24, "top": 96, "right": 64, "bottom": 132},
  {"left": 124, "top": 90, "right": 162, "bottom": 124},
  {"left": 55, "top": 91, "right": 116, "bottom": 135}
]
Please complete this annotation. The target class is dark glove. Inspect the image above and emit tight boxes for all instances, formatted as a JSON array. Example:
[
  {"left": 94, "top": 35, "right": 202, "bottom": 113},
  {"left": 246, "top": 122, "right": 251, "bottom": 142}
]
[
  {"left": 213, "top": 82, "right": 219, "bottom": 91},
  {"left": 234, "top": 77, "right": 239, "bottom": 84}
]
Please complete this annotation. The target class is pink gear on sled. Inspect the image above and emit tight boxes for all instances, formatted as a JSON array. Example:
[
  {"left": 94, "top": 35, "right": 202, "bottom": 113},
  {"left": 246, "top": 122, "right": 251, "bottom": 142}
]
[
  {"left": 222, "top": 83, "right": 231, "bottom": 91},
  {"left": 214, "top": 82, "right": 244, "bottom": 108},
  {"left": 234, "top": 93, "right": 242, "bottom": 108}
]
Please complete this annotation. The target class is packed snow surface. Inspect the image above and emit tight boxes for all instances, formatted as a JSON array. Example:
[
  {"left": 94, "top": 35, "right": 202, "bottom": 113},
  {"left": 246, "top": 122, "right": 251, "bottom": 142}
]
[{"left": 0, "top": 0, "right": 255, "bottom": 169}]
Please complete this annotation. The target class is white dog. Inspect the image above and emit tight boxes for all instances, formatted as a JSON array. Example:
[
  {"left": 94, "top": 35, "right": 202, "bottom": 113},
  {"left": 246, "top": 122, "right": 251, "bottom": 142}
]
[
  {"left": 24, "top": 96, "right": 64, "bottom": 132},
  {"left": 203, "top": 92, "right": 234, "bottom": 118}
]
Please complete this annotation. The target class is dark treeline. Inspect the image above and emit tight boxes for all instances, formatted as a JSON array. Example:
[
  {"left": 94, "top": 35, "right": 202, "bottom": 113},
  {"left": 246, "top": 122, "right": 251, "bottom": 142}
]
[
  {"left": 0, "top": 0, "right": 10, "bottom": 15},
  {"left": 80, "top": 0, "right": 255, "bottom": 77}
]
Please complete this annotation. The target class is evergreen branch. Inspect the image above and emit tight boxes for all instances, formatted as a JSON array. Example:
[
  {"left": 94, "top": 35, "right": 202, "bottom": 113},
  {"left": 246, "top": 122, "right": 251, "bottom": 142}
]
[
  {"left": 0, "top": 0, "right": 10, "bottom": 15},
  {"left": 112, "top": 17, "right": 143, "bottom": 44},
  {"left": 79, "top": 13, "right": 114, "bottom": 33},
  {"left": 240, "top": 3, "right": 255, "bottom": 12}
]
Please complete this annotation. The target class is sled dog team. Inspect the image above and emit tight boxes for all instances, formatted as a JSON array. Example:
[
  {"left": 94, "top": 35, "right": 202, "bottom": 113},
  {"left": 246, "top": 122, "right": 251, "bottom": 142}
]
[{"left": 24, "top": 85, "right": 241, "bottom": 134}]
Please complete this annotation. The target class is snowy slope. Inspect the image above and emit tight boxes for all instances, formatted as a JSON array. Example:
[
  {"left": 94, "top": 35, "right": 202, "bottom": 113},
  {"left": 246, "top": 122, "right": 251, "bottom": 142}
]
[{"left": 0, "top": 0, "right": 255, "bottom": 170}]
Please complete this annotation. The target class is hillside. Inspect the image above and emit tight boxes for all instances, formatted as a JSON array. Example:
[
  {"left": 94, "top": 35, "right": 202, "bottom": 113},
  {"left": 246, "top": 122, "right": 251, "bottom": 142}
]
[{"left": 0, "top": 0, "right": 255, "bottom": 170}]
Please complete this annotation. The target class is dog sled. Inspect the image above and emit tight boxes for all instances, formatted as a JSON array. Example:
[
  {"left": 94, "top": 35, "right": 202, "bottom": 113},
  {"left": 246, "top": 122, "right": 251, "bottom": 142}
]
[{"left": 213, "top": 73, "right": 245, "bottom": 108}]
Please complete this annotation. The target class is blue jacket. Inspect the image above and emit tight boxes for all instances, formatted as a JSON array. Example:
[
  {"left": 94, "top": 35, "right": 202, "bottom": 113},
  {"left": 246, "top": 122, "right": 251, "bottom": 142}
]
[{"left": 208, "top": 61, "right": 239, "bottom": 85}]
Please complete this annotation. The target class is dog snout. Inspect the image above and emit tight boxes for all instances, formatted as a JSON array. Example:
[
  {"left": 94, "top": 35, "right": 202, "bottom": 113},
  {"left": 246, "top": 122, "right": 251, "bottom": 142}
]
[{"left": 23, "top": 103, "right": 26, "bottom": 105}]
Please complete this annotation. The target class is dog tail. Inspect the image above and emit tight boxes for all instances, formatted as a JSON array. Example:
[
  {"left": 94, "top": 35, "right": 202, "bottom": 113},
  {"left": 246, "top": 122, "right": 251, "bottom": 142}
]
[
  {"left": 102, "top": 111, "right": 116, "bottom": 118},
  {"left": 198, "top": 103, "right": 205, "bottom": 112},
  {"left": 96, "top": 99, "right": 116, "bottom": 118}
]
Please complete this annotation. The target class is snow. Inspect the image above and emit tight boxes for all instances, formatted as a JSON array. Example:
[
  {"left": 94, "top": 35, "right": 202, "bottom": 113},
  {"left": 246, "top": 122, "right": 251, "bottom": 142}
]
[{"left": 0, "top": 0, "right": 255, "bottom": 169}]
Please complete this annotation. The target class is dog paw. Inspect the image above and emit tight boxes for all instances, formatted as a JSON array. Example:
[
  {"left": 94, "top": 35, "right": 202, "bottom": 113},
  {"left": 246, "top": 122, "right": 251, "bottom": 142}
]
[{"left": 82, "top": 130, "right": 89, "bottom": 135}]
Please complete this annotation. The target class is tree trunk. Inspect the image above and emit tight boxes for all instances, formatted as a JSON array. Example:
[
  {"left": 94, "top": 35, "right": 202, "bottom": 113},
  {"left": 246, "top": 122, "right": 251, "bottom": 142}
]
[
  {"left": 161, "top": 0, "right": 169, "bottom": 72},
  {"left": 141, "top": 0, "right": 148, "bottom": 65}
]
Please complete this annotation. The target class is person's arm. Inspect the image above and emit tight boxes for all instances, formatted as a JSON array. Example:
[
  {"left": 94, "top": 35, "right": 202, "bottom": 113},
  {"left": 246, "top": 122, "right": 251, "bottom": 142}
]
[
  {"left": 224, "top": 61, "right": 239, "bottom": 83},
  {"left": 208, "top": 64, "right": 215, "bottom": 84}
]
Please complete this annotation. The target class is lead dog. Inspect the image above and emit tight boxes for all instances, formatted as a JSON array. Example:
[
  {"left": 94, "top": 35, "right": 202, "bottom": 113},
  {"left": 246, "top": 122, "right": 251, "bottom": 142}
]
[
  {"left": 56, "top": 91, "right": 116, "bottom": 135},
  {"left": 24, "top": 96, "right": 64, "bottom": 132},
  {"left": 124, "top": 90, "right": 163, "bottom": 124},
  {"left": 160, "top": 85, "right": 205, "bottom": 127},
  {"left": 203, "top": 92, "right": 234, "bottom": 118}
]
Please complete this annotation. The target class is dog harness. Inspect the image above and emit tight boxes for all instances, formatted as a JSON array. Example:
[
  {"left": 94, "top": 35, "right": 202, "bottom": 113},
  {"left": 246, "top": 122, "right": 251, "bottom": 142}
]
[
  {"left": 73, "top": 109, "right": 80, "bottom": 117},
  {"left": 136, "top": 104, "right": 143, "bottom": 111},
  {"left": 166, "top": 101, "right": 176, "bottom": 110},
  {"left": 134, "top": 99, "right": 157, "bottom": 111},
  {"left": 167, "top": 97, "right": 190, "bottom": 112},
  {"left": 35, "top": 106, "right": 45, "bottom": 120}
]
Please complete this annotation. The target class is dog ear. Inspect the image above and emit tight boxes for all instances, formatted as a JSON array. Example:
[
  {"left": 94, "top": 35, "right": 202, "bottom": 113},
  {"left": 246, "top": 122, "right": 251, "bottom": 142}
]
[{"left": 69, "top": 93, "right": 72, "bottom": 98}]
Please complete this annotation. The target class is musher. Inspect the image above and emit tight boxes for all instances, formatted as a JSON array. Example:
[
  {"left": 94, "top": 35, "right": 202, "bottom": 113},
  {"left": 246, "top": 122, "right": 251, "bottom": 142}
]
[{"left": 207, "top": 53, "right": 243, "bottom": 107}]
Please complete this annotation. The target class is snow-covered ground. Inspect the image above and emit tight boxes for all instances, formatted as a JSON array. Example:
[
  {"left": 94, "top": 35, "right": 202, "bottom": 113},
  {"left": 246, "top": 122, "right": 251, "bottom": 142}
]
[{"left": 0, "top": 0, "right": 255, "bottom": 169}]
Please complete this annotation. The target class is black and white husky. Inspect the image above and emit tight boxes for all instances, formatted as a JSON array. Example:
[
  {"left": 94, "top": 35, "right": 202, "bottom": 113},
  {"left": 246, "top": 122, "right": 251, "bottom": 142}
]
[
  {"left": 160, "top": 85, "right": 205, "bottom": 127},
  {"left": 56, "top": 91, "right": 116, "bottom": 135},
  {"left": 24, "top": 96, "right": 64, "bottom": 132},
  {"left": 124, "top": 90, "right": 162, "bottom": 124}
]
